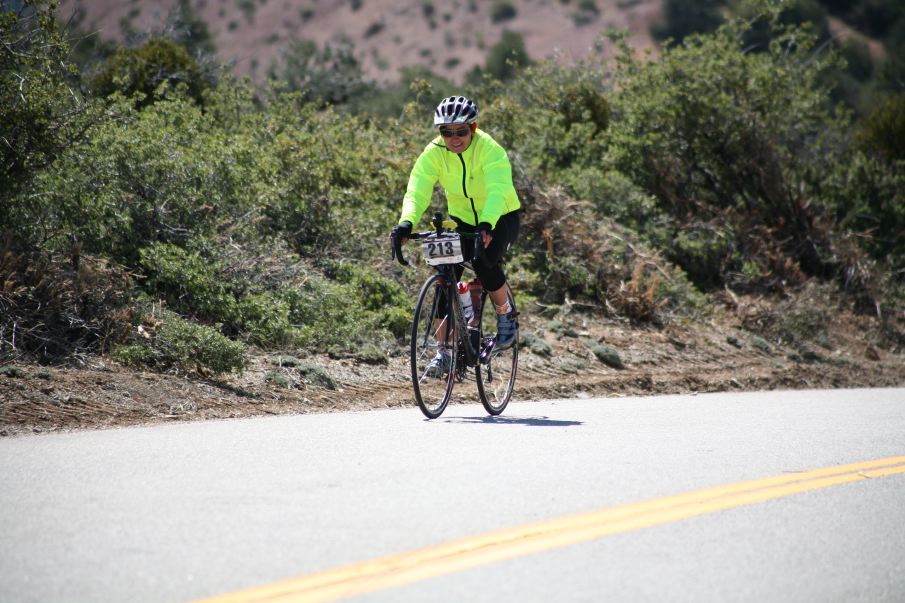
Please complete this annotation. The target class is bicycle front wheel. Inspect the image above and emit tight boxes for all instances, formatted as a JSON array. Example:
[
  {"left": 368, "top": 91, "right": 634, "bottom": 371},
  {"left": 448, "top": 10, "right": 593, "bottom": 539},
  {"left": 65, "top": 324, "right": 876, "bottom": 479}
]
[
  {"left": 411, "top": 274, "right": 457, "bottom": 419},
  {"left": 475, "top": 291, "right": 517, "bottom": 415}
]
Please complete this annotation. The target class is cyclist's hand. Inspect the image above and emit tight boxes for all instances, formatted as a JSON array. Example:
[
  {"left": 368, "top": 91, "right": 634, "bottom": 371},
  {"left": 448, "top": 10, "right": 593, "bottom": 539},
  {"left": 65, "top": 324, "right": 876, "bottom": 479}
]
[
  {"left": 390, "top": 221, "right": 412, "bottom": 244},
  {"left": 479, "top": 223, "right": 493, "bottom": 248}
]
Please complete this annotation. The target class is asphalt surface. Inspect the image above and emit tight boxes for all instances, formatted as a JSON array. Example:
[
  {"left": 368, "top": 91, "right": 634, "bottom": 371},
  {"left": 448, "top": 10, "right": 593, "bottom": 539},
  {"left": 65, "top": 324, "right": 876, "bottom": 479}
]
[{"left": 1, "top": 388, "right": 904, "bottom": 602}]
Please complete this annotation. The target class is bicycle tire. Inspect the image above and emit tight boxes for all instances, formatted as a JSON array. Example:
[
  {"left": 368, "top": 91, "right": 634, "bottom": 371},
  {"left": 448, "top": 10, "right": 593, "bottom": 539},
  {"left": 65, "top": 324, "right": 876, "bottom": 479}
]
[
  {"left": 411, "top": 274, "right": 457, "bottom": 419},
  {"left": 475, "top": 290, "right": 517, "bottom": 415}
]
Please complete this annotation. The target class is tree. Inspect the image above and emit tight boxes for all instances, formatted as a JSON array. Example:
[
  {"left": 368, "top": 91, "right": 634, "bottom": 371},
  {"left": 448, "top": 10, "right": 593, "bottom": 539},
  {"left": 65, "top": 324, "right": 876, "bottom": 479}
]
[
  {"left": 483, "top": 30, "right": 533, "bottom": 81},
  {"left": 273, "top": 37, "right": 372, "bottom": 107},
  {"left": 89, "top": 37, "right": 208, "bottom": 108},
  {"left": 856, "top": 93, "right": 905, "bottom": 162},
  {"left": 652, "top": 0, "right": 723, "bottom": 43},
  {"left": 0, "top": 0, "right": 93, "bottom": 227},
  {"left": 167, "top": 0, "right": 216, "bottom": 58}
]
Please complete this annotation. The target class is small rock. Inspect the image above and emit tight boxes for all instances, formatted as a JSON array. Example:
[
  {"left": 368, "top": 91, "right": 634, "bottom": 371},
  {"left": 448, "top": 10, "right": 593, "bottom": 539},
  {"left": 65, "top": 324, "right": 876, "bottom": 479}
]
[
  {"left": 670, "top": 337, "right": 688, "bottom": 350},
  {"left": 865, "top": 346, "right": 880, "bottom": 361}
]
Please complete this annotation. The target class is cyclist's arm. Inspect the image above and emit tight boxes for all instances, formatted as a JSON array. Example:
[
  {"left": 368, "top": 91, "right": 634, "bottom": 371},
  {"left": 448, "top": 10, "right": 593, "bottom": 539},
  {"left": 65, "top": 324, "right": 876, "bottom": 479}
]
[
  {"left": 478, "top": 141, "right": 517, "bottom": 230},
  {"left": 400, "top": 144, "right": 442, "bottom": 227}
]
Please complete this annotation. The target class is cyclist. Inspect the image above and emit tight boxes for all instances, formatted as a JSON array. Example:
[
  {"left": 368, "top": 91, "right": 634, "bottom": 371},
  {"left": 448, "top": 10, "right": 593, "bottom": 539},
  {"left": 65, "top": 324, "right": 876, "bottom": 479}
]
[{"left": 391, "top": 95, "right": 521, "bottom": 376}]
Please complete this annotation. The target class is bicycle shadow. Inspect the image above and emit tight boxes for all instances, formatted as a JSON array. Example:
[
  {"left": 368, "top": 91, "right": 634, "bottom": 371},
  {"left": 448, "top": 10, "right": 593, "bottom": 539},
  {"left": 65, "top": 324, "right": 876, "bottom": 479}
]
[{"left": 441, "top": 415, "right": 583, "bottom": 427}]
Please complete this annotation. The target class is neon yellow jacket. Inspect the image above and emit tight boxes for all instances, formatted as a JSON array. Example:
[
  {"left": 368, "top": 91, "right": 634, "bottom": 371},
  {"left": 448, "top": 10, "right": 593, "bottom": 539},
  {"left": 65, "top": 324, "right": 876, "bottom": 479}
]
[{"left": 399, "top": 129, "right": 521, "bottom": 229}]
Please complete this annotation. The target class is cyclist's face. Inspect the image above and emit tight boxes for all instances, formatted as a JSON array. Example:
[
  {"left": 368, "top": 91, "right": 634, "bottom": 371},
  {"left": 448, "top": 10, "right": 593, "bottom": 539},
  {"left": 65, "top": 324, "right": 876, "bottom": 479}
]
[{"left": 439, "top": 124, "right": 473, "bottom": 153}]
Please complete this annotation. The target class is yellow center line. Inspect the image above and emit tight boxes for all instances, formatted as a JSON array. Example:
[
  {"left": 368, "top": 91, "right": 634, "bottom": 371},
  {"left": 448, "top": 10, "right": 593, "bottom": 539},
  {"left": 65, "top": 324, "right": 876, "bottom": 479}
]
[{"left": 194, "top": 455, "right": 905, "bottom": 603}]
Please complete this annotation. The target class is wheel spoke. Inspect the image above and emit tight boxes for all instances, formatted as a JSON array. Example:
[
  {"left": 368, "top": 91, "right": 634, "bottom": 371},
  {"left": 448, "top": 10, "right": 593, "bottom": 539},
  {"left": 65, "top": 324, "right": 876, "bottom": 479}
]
[
  {"left": 411, "top": 276, "right": 456, "bottom": 418},
  {"left": 476, "top": 291, "right": 517, "bottom": 415}
]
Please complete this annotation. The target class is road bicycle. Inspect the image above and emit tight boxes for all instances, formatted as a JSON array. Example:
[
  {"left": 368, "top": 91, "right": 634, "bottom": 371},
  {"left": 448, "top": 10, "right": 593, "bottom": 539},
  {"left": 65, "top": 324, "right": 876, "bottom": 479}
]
[{"left": 392, "top": 212, "right": 518, "bottom": 419}]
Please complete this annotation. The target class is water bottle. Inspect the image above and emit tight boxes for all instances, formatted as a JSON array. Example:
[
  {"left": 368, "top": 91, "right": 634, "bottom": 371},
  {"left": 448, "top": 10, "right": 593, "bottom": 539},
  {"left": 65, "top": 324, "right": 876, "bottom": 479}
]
[{"left": 457, "top": 281, "right": 474, "bottom": 322}]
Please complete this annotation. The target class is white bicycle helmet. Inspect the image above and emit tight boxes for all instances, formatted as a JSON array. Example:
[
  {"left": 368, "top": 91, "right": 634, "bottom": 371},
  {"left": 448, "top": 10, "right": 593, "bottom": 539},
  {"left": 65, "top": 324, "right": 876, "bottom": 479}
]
[{"left": 434, "top": 95, "right": 479, "bottom": 125}]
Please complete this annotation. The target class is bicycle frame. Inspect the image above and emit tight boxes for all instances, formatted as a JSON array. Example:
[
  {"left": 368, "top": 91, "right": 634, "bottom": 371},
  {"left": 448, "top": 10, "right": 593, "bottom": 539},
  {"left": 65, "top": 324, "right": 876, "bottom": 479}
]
[{"left": 433, "top": 264, "right": 481, "bottom": 370}]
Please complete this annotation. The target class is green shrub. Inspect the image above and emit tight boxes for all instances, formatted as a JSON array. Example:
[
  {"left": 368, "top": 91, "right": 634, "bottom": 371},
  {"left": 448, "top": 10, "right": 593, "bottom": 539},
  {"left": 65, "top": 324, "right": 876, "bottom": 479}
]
[
  {"left": 112, "top": 308, "right": 245, "bottom": 374},
  {"left": 824, "top": 151, "right": 905, "bottom": 268},
  {"left": 275, "top": 355, "right": 302, "bottom": 367},
  {"left": 238, "top": 0, "right": 256, "bottom": 22},
  {"left": 0, "top": 3, "right": 95, "bottom": 214},
  {"left": 139, "top": 242, "right": 238, "bottom": 324},
  {"left": 236, "top": 291, "right": 294, "bottom": 346},
  {"left": 574, "top": 169, "right": 664, "bottom": 236},
  {"left": 742, "top": 282, "right": 833, "bottom": 348},
  {"left": 856, "top": 93, "right": 905, "bottom": 162},
  {"left": 295, "top": 361, "right": 336, "bottom": 389},
  {"left": 522, "top": 332, "right": 552, "bottom": 356},
  {"left": 90, "top": 37, "right": 208, "bottom": 108},
  {"left": 110, "top": 344, "right": 157, "bottom": 367},
  {"left": 491, "top": 0, "right": 517, "bottom": 23},
  {"left": 350, "top": 342, "right": 389, "bottom": 365},
  {"left": 0, "top": 366, "right": 26, "bottom": 378},
  {"left": 483, "top": 31, "right": 533, "bottom": 81},
  {"left": 652, "top": 0, "right": 722, "bottom": 42},
  {"left": 667, "top": 225, "right": 735, "bottom": 290},
  {"left": 571, "top": 0, "right": 599, "bottom": 26},
  {"left": 334, "top": 263, "right": 412, "bottom": 338},
  {"left": 585, "top": 341, "right": 624, "bottom": 369},
  {"left": 557, "top": 81, "right": 609, "bottom": 133},
  {"left": 606, "top": 8, "right": 862, "bottom": 293},
  {"left": 265, "top": 371, "right": 292, "bottom": 388},
  {"left": 516, "top": 188, "right": 706, "bottom": 321},
  {"left": 274, "top": 38, "right": 372, "bottom": 107}
]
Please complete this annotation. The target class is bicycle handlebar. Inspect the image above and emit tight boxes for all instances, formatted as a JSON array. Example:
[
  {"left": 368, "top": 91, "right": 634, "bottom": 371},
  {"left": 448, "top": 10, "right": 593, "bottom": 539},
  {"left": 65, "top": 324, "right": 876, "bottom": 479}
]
[{"left": 391, "top": 212, "right": 483, "bottom": 267}]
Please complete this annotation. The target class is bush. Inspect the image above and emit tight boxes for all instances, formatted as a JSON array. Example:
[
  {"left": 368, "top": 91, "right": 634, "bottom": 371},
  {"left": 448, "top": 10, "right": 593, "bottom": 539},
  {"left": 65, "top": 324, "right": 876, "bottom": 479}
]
[
  {"left": 516, "top": 188, "right": 707, "bottom": 321},
  {"left": 572, "top": 0, "right": 599, "bottom": 26},
  {"left": 522, "top": 332, "right": 552, "bottom": 356},
  {"left": 139, "top": 242, "right": 238, "bottom": 324},
  {"left": 335, "top": 262, "right": 413, "bottom": 338},
  {"left": 89, "top": 37, "right": 208, "bottom": 108},
  {"left": 0, "top": 3, "right": 95, "bottom": 212},
  {"left": 483, "top": 30, "right": 533, "bottom": 81},
  {"left": 491, "top": 0, "right": 517, "bottom": 23},
  {"left": 607, "top": 9, "right": 864, "bottom": 294},
  {"left": 0, "top": 366, "right": 26, "bottom": 378},
  {"left": 741, "top": 281, "right": 833, "bottom": 348},
  {"left": 112, "top": 307, "right": 245, "bottom": 374},
  {"left": 584, "top": 340, "right": 624, "bottom": 368},
  {"left": 824, "top": 151, "right": 905, "bottom": 268},
  {"left": 295, "top": 361, "right": 336, "bottom": 389},
  {"left": 3, "top": 1, "right": 901, "bottom": 369},
  {"left": 274, "top": 37, "right": 372, "bottom": 107},
  {"left": 0, "top": 250, "right": 134, "bottom": 362},
  {"left": 856, "top": 93, "right": 905, "bottom": 161},
  {"left": 652, "top": 0, "right": 722, "bottom": 42}
]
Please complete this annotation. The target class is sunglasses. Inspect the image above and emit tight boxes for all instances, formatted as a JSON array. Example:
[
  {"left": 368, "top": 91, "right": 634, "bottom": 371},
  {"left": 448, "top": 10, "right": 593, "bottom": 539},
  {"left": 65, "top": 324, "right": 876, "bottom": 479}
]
[{"left": 439, "top": 126, "right": 471, "bottom": 138}]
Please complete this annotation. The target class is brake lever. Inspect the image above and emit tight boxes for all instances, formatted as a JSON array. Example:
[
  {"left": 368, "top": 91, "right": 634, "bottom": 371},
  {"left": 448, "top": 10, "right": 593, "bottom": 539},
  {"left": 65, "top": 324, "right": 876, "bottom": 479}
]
[{"left": 391, "top": 232, "right": 409, "bottom": 267}]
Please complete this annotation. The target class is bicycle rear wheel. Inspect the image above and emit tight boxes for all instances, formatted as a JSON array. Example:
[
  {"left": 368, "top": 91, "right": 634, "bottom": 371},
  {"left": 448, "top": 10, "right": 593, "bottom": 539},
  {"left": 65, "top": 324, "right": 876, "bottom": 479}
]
[
  {"left": 475, "top": 291, "right": 517, "bottom": 415},
  {"left": 411, "top": 274, "right": 457, "bottom": 419}
]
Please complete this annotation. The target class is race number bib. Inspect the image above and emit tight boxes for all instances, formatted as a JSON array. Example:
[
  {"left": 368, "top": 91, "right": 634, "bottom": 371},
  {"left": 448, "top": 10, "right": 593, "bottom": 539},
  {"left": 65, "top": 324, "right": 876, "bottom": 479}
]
[{"left": 422, "top": 233, "right": 464, "bottom": 265}]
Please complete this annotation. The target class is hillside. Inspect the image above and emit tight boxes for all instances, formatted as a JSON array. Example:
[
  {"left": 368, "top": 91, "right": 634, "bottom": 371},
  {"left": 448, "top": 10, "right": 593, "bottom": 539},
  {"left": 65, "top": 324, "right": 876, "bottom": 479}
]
[
  {"left": 2, "top": 1, "right": 903, "bottom": 434},
  {"left": 59, "top": 0, "right": 661, "bottom": 82}
]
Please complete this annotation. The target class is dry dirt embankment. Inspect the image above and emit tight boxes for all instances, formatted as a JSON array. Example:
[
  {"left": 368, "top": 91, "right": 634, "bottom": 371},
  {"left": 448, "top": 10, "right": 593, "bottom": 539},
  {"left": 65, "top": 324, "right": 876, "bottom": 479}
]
[{"left": 2, "top": 303, "right": 902, "bottom": 436}]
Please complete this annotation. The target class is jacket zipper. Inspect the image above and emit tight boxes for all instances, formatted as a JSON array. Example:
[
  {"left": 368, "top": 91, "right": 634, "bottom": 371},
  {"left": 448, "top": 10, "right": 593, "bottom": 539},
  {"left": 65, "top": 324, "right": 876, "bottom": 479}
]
[{"left": 457, "top": 153, "right": 479, "bottom": 226}]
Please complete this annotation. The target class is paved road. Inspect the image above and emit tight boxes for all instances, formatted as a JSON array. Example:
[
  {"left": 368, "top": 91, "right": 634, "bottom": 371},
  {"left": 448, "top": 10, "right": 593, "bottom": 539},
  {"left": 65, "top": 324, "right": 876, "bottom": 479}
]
[{"left": 1, "top": 388, "right": 904, "bottom": 602}]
